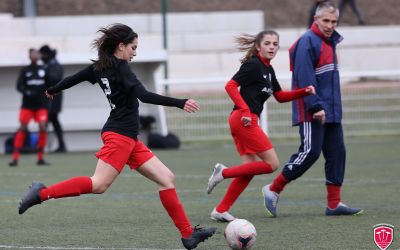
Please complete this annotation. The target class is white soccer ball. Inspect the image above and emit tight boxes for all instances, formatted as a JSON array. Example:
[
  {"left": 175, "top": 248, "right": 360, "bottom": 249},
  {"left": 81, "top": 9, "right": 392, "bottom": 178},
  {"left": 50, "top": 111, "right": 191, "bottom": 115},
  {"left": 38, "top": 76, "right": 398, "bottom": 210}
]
[{"left": 224, "top": 219, "right": 257, "bottom": 250}]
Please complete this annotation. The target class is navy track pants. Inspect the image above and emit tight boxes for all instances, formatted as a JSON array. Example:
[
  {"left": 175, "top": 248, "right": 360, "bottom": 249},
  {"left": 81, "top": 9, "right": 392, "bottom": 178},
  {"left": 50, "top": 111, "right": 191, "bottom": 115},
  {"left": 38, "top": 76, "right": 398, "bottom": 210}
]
[{"left": 282, "top": 121, "right": 346, "bottom": 185}]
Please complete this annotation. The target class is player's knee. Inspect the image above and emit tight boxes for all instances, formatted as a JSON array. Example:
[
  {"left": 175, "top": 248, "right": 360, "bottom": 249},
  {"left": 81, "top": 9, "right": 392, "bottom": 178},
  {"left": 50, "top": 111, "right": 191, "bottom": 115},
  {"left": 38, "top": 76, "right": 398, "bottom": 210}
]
[
  {"left": 271, "top": 160, "right": 280, "bottom": 171},
  {"left": 91, "top": 180, "right": 112, "bottom": 194},
  {"left": 165, "top": 172, "right": 175, "bottom": 185},
  {"left": 265, "top": 159, "right": 279, "bottom": 171},
  {"left": 159, "top": 172, "right": 175, "bottom": 189}
]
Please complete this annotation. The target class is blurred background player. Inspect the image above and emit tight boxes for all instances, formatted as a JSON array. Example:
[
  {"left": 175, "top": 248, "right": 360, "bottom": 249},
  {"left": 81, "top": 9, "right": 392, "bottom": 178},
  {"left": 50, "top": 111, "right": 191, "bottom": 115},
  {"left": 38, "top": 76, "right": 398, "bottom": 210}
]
[
  {"left": 339, "top": 0, "right": 366, "bottom": 25},
  {"left": 40, "top": 45, "right": 67, "bottom": 153},
  {"left": 263, "top": 2, "right": 364, "bottom": 217},
  {"left": 9, "top": 48, "right": 50, "bottom": 167},
  {"left": 206, "top": 30, "right": 315, "bottom": 222},
  {"left": 18, "top": 23, "right": 216, "bottom": 250}
]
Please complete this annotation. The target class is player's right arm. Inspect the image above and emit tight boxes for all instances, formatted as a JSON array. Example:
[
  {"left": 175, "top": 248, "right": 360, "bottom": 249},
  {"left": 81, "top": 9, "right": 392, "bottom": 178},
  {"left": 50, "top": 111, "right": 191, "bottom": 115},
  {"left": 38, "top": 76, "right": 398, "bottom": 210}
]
[
  {"left": 16, "top": 69, "right": 26, "bottom": 94},
  {"left": 46, "top": 65, "right": 94, "bottom": 99},
  {"left": 225, "top": 60, "right": 257, "bottom": 127}
]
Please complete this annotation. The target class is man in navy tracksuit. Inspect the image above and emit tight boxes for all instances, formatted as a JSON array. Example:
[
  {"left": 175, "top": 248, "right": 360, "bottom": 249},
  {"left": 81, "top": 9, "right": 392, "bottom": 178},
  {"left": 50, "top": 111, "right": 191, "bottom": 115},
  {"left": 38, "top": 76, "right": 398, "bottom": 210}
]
[{"left": 262, "top": 2, "right": 363, "bottom": 217}]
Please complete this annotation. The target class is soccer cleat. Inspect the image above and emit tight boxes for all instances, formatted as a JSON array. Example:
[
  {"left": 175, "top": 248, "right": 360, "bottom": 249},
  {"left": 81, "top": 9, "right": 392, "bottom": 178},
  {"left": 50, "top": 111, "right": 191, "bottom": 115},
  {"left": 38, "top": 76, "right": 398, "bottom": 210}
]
[
  {"left": 325, "top": 202, "right": 364, "bottom": 216},
  {"left": 18, "top": 182, "right": 46, "bottom": 214},
  {"left": 207, "top": 163, "right": 227, "bottom": 194},
  {"left": 9, "top": 160, "right": 18, "bottom": 167},
  {"left": 262, "top": 184, "right": 279, "bottom": 218},
  {"left": 37, "top": 159, "right": 51, "bottom": 166},
  {"left": 54, "top": 147, "right": 67, "bottom": 153},
  {"left": 181, "top": 225, "right": 217, "bottom": 250},
  {"left": 210, "top": 207, "right": 236, "bottom": 222}
]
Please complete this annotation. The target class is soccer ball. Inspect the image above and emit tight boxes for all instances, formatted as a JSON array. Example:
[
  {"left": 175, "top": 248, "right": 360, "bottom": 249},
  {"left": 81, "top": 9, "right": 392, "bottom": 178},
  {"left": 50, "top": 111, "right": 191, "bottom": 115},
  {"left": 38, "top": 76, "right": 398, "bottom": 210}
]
[{"left": 224, "top": 219, "right": 257, "bottom": 250}]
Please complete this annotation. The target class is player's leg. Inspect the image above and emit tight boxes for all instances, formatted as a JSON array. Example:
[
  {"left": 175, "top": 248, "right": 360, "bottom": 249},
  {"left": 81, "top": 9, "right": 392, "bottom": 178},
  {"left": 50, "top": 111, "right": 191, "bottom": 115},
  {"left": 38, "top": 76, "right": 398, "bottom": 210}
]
[
  {"left": 221, "top": 148, "right": 279, "bottom": 178},
  {"left": 210, "top": 154, "right": 257, "bottom": 222},
  {"left": 18, "top": 131, "right": 130, "bottom": 214},
  {"left": 323, "top": 123, "right": 363, "bottom": 216},
  {"left": 10, "top": 109, "right": 32, "bottom": 166},
  {"left": 36, "top": 109, "right": 50, "bottom": 165},
  {"left": 49, "top": 112, "right": 67, "bottom": 152},
  {"left": 136, "top": 156, "right": 216, "bottom": 249},
  {"left": 18, "top": 159, "right": 118, "bottom": 214},
  {"left": 207, "top": 111, "right": 276, "bottom": 194}
]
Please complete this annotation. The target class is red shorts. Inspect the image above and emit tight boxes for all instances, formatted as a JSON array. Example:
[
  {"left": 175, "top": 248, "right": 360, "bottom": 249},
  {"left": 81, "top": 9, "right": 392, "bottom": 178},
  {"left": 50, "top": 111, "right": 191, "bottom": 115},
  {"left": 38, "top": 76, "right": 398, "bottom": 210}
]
[
  {"left": 19, "top": 108, "right": 48, "bottom": 124},
  {"left": 229, "top": 110, "right": 273, "bottom": 156},
  {"left": 95, "top": 131, "right": 154, "bottom": 172}
]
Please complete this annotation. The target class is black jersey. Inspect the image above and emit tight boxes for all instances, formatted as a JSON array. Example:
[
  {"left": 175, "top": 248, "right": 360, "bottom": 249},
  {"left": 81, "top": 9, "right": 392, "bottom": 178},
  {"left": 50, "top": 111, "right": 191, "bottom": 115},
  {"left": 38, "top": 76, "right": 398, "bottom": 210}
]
[
  {"left": 47, "top": 57, "right": 186, "bottom": 139},
  {"left": 232, "top": 55, "right": 282, "bottom": 116},
  {"left": 44, "top": 58, "right": 64, "bottom": 114},
  {"left": 17, "top": 64, "right": 48, "bottom": 110}
]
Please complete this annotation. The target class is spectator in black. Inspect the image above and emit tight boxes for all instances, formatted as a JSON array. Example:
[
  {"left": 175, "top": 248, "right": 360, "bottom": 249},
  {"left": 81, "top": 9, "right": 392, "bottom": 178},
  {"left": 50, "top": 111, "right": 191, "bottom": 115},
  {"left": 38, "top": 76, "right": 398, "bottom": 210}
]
[
  {"left": 338, "top": 0, "right": 365, "bottom": 25},
  {"left": 40, "top": 45, "right": 67, "bottom": 153}
]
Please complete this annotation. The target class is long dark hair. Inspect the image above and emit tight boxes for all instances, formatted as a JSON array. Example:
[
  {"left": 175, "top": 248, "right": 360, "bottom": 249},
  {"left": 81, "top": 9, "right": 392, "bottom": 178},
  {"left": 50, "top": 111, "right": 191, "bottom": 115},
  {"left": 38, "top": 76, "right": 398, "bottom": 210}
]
[
  {"left": 235, "top": 30, "right": 279, "bottom": 64},
  {"left": 92, "top": 23, "right": 138, "bottom": 71}
]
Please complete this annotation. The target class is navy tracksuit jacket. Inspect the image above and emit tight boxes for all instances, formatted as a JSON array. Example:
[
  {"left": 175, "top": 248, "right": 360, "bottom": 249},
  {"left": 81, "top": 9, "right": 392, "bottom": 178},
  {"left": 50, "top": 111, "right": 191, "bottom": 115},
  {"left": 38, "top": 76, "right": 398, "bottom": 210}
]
[{"left": 282, "top": 22, "right": 346, "bottom": 185}]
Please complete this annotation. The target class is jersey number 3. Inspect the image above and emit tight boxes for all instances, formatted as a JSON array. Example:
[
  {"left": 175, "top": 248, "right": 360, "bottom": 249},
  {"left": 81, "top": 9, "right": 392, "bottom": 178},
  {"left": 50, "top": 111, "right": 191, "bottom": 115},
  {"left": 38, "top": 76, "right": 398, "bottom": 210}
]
[{"left": 100, "top": 78, "right": 116, "bottom": 110}]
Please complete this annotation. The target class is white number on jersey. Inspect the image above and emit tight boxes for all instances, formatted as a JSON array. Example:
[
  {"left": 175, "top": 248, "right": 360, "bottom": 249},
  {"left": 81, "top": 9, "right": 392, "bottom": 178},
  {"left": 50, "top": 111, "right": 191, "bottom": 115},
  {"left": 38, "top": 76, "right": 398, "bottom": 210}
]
[{"left": 100, "top": 78, "right": 116, "bottom": 109}]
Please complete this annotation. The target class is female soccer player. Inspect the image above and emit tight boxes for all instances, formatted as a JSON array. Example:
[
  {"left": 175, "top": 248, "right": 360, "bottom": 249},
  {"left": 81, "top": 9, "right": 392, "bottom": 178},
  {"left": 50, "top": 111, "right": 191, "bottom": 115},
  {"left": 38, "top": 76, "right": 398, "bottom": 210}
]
[
  {"left": 206, "top": 30, "right": 315, "bottom": 222},
  {"left": 18, "top": 23, "right": 216, "bottom": 250}
]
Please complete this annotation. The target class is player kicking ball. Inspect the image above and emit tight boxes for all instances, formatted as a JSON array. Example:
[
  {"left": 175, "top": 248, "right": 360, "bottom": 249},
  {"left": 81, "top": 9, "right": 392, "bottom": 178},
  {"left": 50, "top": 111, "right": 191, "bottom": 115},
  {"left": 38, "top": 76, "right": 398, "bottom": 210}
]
[{"left": 18, "top": 23, "right": 216, "bottom": 250}]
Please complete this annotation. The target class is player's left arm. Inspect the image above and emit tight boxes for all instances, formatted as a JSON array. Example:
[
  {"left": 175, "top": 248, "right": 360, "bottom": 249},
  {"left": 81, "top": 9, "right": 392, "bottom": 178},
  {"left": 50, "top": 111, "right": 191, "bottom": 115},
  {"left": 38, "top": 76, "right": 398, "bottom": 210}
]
[
  {"left": 132, "top": 83, "right": 199, "bottom": 113},
  {"left": 273, "top": 86, "right": 315, "bottom": 103},
  {"left": 46, "top": 65, "right": 93, "bottom": 99},
  {"left": 271, "top": 67, "right": 315, "bottom": 103}
]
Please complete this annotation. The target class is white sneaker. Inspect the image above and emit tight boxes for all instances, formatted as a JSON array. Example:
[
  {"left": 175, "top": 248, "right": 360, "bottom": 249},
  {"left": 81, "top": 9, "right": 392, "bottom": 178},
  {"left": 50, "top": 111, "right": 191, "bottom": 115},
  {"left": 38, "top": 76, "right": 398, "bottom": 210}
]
[
  {"left": 207, "top": 163, "right": 227, "bottom": 194},
  {"left": 262, "top": 184, "right": 279, "bottom": 217},
  {"left": 210, "top": 208, "right": 236, "bottom": 222}
]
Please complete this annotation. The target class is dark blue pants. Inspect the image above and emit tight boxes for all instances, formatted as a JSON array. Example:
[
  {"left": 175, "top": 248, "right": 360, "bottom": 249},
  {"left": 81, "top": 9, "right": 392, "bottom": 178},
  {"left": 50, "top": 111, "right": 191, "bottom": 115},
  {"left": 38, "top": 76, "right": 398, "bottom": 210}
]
[{"left": 282, "top": 122, "right": 346, "bottom": 185}]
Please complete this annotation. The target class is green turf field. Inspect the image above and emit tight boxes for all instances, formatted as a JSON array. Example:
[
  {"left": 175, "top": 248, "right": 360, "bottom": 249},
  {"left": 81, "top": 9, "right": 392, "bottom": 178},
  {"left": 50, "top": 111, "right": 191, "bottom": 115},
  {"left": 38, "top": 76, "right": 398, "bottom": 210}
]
[{"left": 1, "top": 135, "right": 399, "bottom": 249}]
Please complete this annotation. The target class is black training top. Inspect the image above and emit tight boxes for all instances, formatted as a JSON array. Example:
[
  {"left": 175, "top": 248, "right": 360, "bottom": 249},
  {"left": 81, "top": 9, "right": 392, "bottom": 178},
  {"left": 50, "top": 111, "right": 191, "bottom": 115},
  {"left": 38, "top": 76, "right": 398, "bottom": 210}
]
[
  {"left": 47, "top": 57, "right": 186, "bottom": 139},
  {"left": 16, "top": 64, "right": 49, "bottom": 110},
  {"left": 231, "top": 55, "right": 282, "bottom": 116}
]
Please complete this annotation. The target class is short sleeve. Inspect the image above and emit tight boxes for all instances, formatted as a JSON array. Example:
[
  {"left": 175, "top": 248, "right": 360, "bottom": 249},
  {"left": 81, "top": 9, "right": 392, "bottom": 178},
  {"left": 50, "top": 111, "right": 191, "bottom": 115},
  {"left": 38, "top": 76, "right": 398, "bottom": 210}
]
[
  {"left": 231, "top": 60, "right": 258, "bottom": 87},
  {"left": 118, "top": 61, "right": 141, "bottom": 90}
]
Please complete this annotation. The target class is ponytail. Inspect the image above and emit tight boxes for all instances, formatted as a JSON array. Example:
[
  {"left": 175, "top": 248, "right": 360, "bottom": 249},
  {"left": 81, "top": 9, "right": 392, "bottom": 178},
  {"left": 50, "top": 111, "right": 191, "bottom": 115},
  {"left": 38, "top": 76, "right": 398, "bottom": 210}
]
[{"left": 235, "top": 30, "right": 279, "bottom": 64}]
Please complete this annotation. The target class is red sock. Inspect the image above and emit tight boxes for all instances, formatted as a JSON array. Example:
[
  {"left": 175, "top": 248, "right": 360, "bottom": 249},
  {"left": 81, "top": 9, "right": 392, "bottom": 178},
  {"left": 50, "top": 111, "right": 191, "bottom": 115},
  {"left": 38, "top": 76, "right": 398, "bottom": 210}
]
[
  {"left": 159, "top": 188, "right": 193, "bottom": 238},
  {"left": 327, "top": 184, "right": 341, "bottom": 209},
  {"left": 37, "top": 131, "right": 47, "bottom": 160},
  {"left": 222, "top": 161, "right": 274, "bottom": 178},
  {"left": 39, "top": 176, "right": 93, "bottom": 201},
  {"left": 270, "top": 173, "right": 289, "bottom": 194},
  {"left": 13, "top": 130, "right": 27, "bottom": 160},
  {"left": 216, "top": 176, "right": 253, "bottom": 212}
]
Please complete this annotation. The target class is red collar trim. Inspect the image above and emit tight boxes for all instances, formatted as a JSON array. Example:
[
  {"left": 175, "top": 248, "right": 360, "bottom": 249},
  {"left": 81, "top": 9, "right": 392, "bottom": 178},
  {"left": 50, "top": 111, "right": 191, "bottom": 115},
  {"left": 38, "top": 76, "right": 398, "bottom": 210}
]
[
  {"left": 311, "top": 22, "right": 330, "bottom": 42},
  {"left": 257, "top": 52, "right": 270, "bottom": 67}
]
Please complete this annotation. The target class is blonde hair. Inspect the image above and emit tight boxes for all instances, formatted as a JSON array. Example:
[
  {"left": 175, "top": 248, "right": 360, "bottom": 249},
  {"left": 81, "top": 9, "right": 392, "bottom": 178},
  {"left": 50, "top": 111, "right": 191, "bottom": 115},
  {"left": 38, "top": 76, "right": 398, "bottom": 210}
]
[{"left": 235, "top": 30, "right": 279, "bottom": 64}]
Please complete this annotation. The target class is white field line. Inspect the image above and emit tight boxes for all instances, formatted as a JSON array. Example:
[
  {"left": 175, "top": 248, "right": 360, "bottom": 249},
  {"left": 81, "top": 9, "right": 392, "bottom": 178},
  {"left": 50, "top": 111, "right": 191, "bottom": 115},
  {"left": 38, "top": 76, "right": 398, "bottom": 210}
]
[{"left": 0, "top": 245, "right": 183, "bottom": 250}]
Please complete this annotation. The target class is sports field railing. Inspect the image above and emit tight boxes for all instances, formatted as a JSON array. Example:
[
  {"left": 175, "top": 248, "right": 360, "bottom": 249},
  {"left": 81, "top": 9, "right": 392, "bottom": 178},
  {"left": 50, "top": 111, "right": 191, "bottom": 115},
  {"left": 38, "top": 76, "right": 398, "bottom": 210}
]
[{"left": 157, "top": 71, "right": 400, "bottom": 142}]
